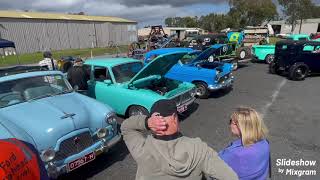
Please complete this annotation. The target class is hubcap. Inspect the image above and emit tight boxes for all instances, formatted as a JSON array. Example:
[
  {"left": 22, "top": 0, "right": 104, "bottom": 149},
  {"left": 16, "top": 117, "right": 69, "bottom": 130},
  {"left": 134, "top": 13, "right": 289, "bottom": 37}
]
[
  {"left": 240, "top": 51, "right": 246, "bottom": 59},
  {"left": 267, "top": 56, "right": 274, "bottom": 64},
  {"left": 196, "top": 85, "right": 206, "bottom": 96},
  {"left": 295, "top": 67, "right": 305, "bottom": 78}
]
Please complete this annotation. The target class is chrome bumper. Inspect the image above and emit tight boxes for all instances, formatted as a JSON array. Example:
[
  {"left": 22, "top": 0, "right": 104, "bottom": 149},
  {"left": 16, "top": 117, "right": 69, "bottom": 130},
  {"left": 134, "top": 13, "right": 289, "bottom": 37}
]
[
  {"left": 208, "top": 76, "right": 234, "bottom": 91},
  {"left": 47, "top": 134, "right": 122, "bottom": 178}
]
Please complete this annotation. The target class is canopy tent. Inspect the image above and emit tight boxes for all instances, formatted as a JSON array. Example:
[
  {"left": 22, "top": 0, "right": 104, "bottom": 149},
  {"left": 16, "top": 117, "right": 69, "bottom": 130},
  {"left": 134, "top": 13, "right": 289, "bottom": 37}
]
[
  {"left": 0, "top": 38, "right": 20, "bottom": 64},
  {"left": 0, "top": 38, "right": 15, "bottom": 48}
]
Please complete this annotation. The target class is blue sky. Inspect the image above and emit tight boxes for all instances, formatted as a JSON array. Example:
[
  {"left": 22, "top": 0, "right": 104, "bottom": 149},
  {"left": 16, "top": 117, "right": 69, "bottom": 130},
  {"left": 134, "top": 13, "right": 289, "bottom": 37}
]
[{"left": 0, "top": 0, "right": 319, "bottom": 27}]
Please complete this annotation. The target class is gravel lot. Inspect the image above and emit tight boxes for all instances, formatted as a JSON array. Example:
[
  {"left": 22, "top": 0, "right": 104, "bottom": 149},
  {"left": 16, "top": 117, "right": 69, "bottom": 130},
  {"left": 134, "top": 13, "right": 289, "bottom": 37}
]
[{"left": 59, "top": 62, "right": 320, "bottom": 180}]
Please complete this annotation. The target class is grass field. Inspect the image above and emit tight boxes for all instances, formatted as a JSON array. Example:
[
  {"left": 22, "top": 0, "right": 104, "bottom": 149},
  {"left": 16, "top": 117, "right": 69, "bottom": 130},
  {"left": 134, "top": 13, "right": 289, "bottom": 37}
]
[{"left": 0, "top": 46, "right": 128, "bottom": 67}]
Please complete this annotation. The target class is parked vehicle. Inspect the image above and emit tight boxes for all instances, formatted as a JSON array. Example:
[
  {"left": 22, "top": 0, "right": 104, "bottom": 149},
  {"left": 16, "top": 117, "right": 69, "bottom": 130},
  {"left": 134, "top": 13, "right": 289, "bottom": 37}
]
[
  {"left": 186, "top": 33, "right": 251, "bottom": 69},
  {"left": 252, "top": 34, "right": 312, "bottom": 64},
  {"left": 0, "top": 66, "right": 121, "bottom": 178},
  {"left": 84, "top": 53, "right": 196, "bottom": 117},
  {"left": 144, "top": 47, "right": 234, "bottom": 99},
  {"left": 269, "top": 40, "right": 320, "bottom": 80}
]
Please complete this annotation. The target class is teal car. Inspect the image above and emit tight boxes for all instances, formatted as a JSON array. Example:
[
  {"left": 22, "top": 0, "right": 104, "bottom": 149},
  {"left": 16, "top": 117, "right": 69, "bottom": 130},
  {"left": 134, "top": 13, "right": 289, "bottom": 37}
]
[
  {"left": 84, "top": 52, "right": 196, "bottom": 117},
  {"left": 252, "top": 34, "right": 311, "bottom": 64}
]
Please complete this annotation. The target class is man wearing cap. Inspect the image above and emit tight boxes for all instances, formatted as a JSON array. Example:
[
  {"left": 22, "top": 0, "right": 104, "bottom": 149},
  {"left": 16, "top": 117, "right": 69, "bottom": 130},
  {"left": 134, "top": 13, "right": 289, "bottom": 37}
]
[
  {"left": 121, "top": 99, "right": 238, "bottom": 180},
  {"left": 67, "top": 58, "right": 90, "bottom": 91}
]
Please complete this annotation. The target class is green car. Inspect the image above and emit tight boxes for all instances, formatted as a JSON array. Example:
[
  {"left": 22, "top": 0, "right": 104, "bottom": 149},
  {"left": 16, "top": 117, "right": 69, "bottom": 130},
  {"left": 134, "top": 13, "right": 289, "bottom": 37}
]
[
  {"left": 252, "top": 34, "right": 311, "bottom": 64},
  {"left": 84, "top": 52, "right": 196, "bottom": 117}
]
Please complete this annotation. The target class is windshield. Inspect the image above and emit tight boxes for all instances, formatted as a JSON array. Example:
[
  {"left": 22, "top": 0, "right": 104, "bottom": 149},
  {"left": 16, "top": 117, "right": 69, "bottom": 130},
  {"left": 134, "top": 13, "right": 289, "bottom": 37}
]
[
  {"left": 112, "top": 62, "right": 143, "bottom": 83},
  {"left": 180, "top": 54, "right": 199, "bottom": 64},
  {"left": 0, "top": 75, "right": 72, "bottom": 108}
]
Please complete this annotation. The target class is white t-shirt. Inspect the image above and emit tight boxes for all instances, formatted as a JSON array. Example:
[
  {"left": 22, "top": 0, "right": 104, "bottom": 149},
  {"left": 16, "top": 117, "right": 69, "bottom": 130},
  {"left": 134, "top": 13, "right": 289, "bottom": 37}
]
[{"left": 39, "top": 58, "right": 57, "bottom": 70}]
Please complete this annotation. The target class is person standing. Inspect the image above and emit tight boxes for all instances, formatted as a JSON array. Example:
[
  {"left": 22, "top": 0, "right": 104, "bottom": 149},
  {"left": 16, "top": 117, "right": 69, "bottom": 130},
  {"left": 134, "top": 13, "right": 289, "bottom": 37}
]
[
  {"left": 67, "top": 58, "right": 89, "bottom": 91},
  {"left": 0, "top": 138, "right": 49, "bottom": 180},
  {"left": 219, "top": 107, "right": 270, "bottom": 180},
  {"left": 121, "top": 99, "right": 238, "bottom": 180},
  {"left": 39, "top": 51, "right": 57, "bottom": 70}
]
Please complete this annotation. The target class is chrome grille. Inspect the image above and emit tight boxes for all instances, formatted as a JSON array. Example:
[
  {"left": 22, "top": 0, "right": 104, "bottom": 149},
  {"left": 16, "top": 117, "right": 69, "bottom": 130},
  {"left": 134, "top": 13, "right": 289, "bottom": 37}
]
[
  {"left": 172, "top": 91, "right": 192, "bottom": 106},
  {"left": 218, "top": 74, "right": 230, "bottom": 84},
  {"left": 54, "top": 132, "right": 94, "bottom": 161}
]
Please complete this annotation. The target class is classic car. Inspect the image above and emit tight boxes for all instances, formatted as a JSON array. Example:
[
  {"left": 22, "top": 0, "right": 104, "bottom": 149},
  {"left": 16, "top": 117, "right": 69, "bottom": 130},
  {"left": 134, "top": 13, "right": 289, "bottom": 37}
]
[
  {"left": 84, "top": 53, "right": 196, "bottom": 117},
  {"left": 252, "top": 34, "right": 312, "bottom": 64},
  {"left": 0, "top": 66, "right": 121, "bottom": 178},
  {"left": 186, "top": 33, "right": 251, "bottom": 66},
  {"left": 144, "top": 46, "right": 234, "bottom": 99},
  {"left": 269, "top": 40, "right": 320, "bottom": 80}
]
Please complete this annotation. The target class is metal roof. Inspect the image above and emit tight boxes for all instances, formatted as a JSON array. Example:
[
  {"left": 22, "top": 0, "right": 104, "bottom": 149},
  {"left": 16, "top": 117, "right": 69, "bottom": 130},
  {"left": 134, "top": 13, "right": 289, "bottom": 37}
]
[
  {"left": 85, "top": 58, "right": 140, "bottom": 67},
  {"left": 0, "top": 10, "right": 136, "bottom": 23}
]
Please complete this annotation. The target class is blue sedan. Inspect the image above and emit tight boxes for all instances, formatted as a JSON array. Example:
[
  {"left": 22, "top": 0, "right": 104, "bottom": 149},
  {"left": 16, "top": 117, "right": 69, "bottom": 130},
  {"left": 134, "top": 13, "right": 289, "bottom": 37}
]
[{"left": 144, "top": 46, "right": 234, "bottom": 98}]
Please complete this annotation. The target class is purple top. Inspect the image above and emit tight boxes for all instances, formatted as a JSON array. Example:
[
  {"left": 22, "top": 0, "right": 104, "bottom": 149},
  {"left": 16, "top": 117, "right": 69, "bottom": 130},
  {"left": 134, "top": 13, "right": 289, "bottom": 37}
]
[{"left": 219, "top": 139, "right": 270, "bottom": 180}]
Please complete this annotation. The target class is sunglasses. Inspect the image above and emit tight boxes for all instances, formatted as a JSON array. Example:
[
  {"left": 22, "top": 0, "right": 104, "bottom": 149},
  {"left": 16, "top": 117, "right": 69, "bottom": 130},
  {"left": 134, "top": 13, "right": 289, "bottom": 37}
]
[{"left": 229, "top": 119, "right": 237, "bottom": 125}]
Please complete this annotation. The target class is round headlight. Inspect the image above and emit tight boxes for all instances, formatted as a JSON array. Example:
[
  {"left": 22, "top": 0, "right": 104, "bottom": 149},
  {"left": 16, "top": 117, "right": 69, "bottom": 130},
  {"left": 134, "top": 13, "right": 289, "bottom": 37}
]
[
  {"left": 97, "top": 128, "right": 108, "bottom": 138},
  {"left": 40, "top": 149, "right": 55, "bottom": 162},
  {"left": 106, "top": 113, "right": 117, "bottom": 124}
]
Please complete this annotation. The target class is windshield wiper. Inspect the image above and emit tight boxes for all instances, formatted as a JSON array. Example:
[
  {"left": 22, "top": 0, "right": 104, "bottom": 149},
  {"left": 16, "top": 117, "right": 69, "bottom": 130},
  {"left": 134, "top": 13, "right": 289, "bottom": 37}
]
[
  {"left": 28, "top": 89, "right": 73, "bottom": 101},
  {"left": 53, "top": 89, "right": 73, "bottom": 96},
  {"left": 28, "top": 93, "right": 54, "bottom": 101}
]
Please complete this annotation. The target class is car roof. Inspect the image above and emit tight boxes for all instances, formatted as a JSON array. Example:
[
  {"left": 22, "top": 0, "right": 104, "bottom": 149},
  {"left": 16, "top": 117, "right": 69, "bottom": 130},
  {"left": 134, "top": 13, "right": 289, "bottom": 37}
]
[
  {"left": 276, "top": 40, "right": 320, "bottom": 46},
  {"left": 84, "top": 58, "right": 140, "bottom": 67},
  {"left": 0, "top": 70, "right": 63, "bottom": 83},
  {"left": 288, "top": 34, "right": 309, "bottom": 38}
]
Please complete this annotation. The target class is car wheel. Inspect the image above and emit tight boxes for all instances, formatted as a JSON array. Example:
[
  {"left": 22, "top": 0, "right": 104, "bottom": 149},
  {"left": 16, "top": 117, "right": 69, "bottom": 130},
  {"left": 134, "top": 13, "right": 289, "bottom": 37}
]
[
  {"left": 194, "top": 82, "right": 210, "bottom": 99},
  {"left": 232, "top": 60, "right": 238, "bottom": 71},
  {"left": 237, "top": 47, "right": 250, "bottom": 60},
  {"left": 265, "top": 54, "right": 274, "bottom": 64},
  {"left": 128, "top": 106, "right": 149, "bottom": 117},
  {"left": 289, "top": 63, "right": 309, "bottom": 81},
  {"left": 269, "top": 62, "right": 279, "bottom": 74}
]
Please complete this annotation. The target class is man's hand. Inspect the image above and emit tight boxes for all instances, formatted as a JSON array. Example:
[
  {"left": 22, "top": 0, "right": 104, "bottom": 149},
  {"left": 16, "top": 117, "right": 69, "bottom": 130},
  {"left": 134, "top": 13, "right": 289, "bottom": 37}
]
[{"left": 147, "top": 113, "right": 167, "bottom": 135}]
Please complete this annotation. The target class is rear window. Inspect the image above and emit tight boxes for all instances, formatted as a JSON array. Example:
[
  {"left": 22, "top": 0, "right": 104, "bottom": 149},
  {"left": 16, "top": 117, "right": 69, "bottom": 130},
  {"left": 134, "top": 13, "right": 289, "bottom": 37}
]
[{"left": 299, "top": 37, "right": 308, "bottom": 41}]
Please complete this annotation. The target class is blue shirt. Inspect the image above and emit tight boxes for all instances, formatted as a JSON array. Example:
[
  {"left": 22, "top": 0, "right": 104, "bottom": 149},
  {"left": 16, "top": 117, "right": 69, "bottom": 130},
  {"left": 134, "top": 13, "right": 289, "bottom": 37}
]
[{"left": 219, "top": 139, "right": 270, "bottom": 180}]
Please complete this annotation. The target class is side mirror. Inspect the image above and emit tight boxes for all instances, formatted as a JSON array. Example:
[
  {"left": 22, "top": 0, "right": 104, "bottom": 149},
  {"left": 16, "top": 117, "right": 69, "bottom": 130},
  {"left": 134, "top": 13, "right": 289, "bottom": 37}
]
[{"left": 104, "top": 79, "right": 112, "bottom": 85}]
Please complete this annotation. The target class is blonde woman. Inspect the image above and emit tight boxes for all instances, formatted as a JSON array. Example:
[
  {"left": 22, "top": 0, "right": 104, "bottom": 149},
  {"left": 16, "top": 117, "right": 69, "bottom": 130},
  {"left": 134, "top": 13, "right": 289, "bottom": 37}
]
[{"left": 218, "top": 107, "right": 270, "bottom": 180}]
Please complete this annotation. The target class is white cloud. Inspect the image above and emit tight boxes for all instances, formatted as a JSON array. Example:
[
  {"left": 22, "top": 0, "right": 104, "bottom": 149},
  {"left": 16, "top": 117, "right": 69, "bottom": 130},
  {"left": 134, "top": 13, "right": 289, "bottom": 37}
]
[{"left": 0, "top": 0, "right": 228, "bottom": 26}]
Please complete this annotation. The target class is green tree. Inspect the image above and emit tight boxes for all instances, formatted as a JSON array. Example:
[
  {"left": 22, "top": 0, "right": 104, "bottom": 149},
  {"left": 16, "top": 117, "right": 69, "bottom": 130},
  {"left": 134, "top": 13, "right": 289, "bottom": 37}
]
[
  {"left": 278, "top": 0, "right": 315, "bottom": 33},
  {"left": 228, "top": 0, "right": 278, "bottom": 27}
]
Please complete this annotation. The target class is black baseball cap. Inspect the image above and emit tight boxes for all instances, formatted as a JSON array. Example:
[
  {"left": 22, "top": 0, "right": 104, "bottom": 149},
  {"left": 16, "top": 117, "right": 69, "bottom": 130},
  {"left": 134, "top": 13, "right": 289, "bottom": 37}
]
[{"left": 150, "top": 99, "right": 177, "bottom": 117}]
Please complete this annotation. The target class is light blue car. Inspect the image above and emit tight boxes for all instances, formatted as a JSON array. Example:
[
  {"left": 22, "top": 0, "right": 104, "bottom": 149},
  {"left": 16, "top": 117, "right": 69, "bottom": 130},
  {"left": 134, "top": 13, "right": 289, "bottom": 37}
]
[{"left": 0, "top": 66, "right": 121, "bottom": 178}]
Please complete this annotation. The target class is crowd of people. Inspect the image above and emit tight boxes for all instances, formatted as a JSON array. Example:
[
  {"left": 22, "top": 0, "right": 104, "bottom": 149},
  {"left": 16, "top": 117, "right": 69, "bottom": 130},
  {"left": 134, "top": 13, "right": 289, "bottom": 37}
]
[{"left": 0, "top": 51, "right": 270, "bottom": 180}]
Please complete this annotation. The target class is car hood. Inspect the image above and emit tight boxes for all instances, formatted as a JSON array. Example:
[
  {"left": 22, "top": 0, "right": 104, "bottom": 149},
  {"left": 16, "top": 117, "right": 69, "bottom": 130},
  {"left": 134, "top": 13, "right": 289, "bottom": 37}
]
[
  {"left": 0, "top": 93, "right": 93, "bottom": 150},
  {"left": 190, "top": 44, "right": 224, "bottom": 64},
  {"left": 129, "top": 52, "right": 188, "bottom": 85}
]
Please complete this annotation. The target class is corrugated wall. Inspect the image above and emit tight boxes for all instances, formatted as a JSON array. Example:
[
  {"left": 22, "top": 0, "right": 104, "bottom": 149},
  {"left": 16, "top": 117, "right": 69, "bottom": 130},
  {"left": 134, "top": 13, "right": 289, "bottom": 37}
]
[{"left": 0, "top": 18, "right": 137, "bottom": 54}]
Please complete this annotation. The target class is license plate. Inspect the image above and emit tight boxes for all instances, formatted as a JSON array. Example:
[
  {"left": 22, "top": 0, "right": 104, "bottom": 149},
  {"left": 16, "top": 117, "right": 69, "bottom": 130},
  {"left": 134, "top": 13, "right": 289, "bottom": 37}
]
[
  {"left": 177, "top": 105, "right": 188, "bottom": 113},
  {"left": 67, "top": 152, "right": 95, "bottom": 172}
]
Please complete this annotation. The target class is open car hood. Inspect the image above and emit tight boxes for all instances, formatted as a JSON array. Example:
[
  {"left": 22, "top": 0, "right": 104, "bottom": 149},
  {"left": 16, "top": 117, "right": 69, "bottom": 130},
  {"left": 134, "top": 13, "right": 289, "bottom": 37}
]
[
  {"left": 190, "top": 44, "right": 225, "bottom": 64},
  {"left": 129, "top": 52, "right": 188, "bottom": 85}
]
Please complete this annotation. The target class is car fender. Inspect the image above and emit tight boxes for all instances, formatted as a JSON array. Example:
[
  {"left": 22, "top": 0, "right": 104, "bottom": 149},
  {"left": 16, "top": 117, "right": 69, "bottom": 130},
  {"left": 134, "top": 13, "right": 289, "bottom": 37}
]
[
  {"left": 122, "top": 90, "right": 166, "bottom": 115},
  {"left": 75, "top": 93, "right": 115, "bottom": 127},
  {"left": 166, "top": 65, "right": 216, "bottom": 86},
  {"left": 0, "top": 118, "right": 37, "bottom": 147}
]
